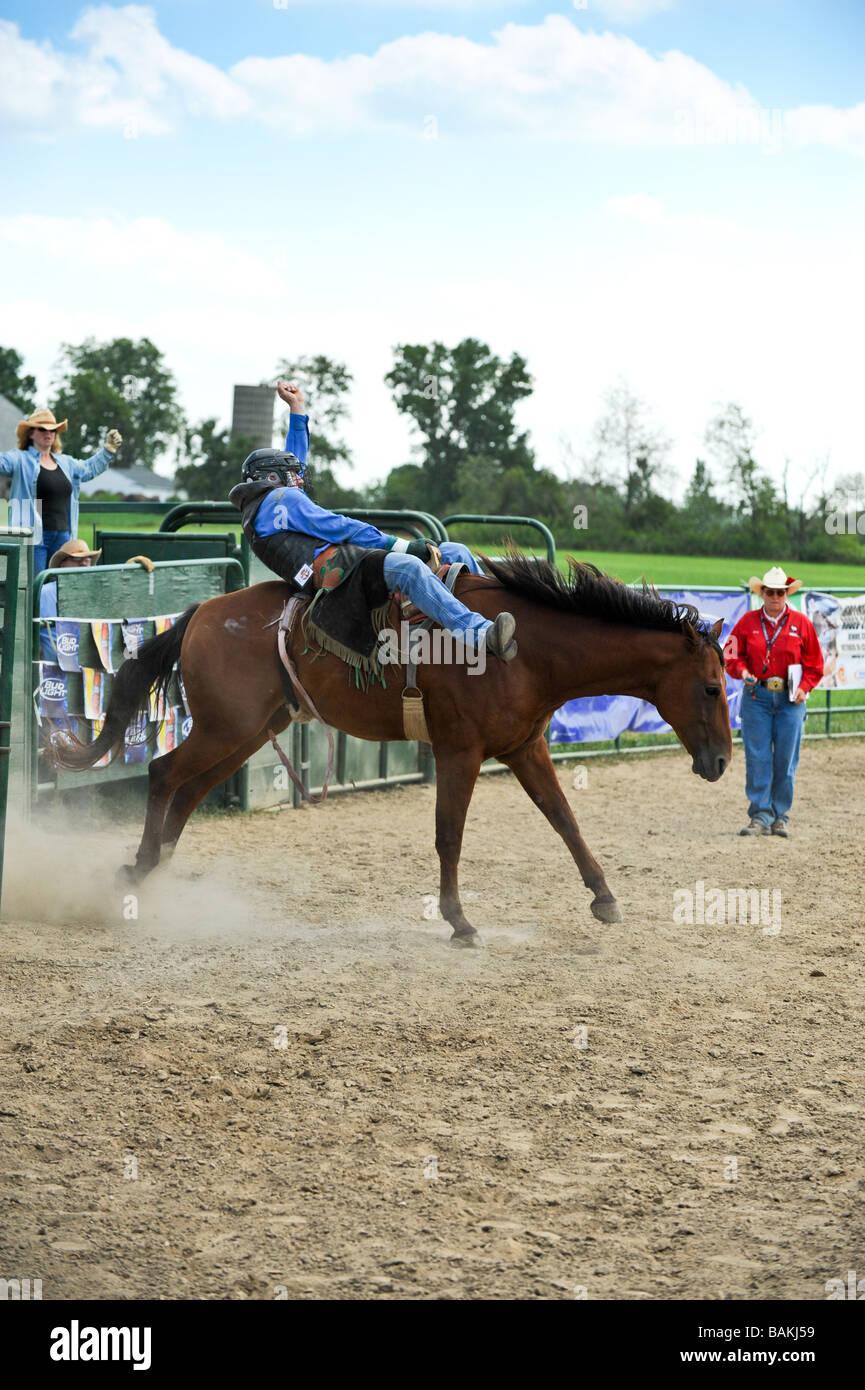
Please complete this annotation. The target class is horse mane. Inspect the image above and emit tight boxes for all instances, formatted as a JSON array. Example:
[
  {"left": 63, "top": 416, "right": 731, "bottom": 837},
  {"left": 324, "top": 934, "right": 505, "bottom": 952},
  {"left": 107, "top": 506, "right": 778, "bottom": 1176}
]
[{"left": 481, "top": 551, "right": 724, "bottom": 657}]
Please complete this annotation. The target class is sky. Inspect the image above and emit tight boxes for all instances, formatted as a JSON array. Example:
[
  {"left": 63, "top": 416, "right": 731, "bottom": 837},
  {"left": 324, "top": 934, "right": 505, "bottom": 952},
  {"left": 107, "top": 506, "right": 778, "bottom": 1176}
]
[{"left": 1, "top": 0, "right": 863, "bottom": 498}]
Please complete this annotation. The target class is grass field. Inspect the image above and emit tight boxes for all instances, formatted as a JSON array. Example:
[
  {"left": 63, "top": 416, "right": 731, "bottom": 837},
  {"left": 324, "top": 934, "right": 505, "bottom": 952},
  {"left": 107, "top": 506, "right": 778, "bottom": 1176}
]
[{"left": 559, "top": 548, "right": 865, "bottom": 590}]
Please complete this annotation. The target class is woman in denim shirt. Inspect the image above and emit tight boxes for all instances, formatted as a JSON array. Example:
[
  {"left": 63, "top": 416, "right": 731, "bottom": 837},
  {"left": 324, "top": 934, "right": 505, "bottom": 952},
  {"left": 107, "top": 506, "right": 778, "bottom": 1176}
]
[{"left": 1, "top": 407, "right": 122, "bottom": 573}]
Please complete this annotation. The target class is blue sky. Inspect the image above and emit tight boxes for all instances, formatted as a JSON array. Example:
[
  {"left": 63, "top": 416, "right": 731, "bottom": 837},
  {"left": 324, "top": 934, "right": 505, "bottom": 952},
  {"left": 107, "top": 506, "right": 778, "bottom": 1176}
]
[{"left": 1, "top": 2, "right": 863, "bottom": 499}]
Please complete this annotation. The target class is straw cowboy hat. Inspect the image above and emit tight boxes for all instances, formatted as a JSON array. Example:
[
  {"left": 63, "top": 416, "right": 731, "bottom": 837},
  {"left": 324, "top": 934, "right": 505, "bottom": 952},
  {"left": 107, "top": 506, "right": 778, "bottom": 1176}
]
[
  {"left": 747, "top": 566, "right": 802, "bottom": 596},
  {"left": 16, "top": 408, "right": 68, "bottom": 449},
  {"left": 48, "top": 538, "right": 101, "bottom": 569}
]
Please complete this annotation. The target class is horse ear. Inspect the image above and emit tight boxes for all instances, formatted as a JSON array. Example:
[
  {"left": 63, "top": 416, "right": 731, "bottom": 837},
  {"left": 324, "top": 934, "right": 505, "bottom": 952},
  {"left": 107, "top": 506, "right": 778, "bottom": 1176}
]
[
  {"left": 683, "top": 620, "right": 699, "bottom": 648},
  {"left": 709, "top": 618, "right": 724, "bottom": 642}
]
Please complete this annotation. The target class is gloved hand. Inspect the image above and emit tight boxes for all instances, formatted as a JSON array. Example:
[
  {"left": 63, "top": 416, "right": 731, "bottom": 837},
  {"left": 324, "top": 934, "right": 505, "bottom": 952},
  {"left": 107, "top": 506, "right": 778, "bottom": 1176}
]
[
  {"left": 105, "top": 429, "right": 123, "bottom": 454},
  {"left": 407, "top": 538, "right": 441, "bottom": 567}
]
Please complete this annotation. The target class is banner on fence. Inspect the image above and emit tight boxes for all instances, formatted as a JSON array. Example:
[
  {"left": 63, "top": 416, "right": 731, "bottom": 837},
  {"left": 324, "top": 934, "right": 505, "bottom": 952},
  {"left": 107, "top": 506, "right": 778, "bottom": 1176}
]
[
  {"left": 550, "top": 589, "right": 748, "bottom": 744},
  {"left": 803, "top": 591, "right": 865, "bottom": 691},
  {"left": 36, "top": 614, "right": 189, "bottom": 763}
]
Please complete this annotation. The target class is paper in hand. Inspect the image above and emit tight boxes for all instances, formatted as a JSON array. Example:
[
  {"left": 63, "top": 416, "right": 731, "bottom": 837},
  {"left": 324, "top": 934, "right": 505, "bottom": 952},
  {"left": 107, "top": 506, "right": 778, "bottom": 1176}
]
[{"left": 787, "top": 664, "right": 803, "bottom": 701}]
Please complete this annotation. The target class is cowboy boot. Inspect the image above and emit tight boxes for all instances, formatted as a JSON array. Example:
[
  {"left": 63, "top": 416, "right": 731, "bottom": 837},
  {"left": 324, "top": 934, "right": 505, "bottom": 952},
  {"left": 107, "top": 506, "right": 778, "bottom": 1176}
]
[{"left": 485, "top": 612, "right": 518, "bottom": 662}]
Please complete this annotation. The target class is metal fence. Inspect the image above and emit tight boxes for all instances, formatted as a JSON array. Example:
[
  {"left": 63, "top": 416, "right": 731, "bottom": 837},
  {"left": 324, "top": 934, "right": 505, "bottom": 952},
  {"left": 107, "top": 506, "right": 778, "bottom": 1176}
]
[
  {"left": 9, "top": 513, "right": 865, "bottom": 820},
  {"left": 0, "top": 542, "right": 22, "bottom": 910}
]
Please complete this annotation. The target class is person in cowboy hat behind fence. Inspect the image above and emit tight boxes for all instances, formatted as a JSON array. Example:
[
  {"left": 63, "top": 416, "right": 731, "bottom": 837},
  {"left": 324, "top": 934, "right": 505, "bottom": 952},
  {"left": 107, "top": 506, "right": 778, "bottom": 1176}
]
[
  {"left": 228, "top": 380, "right": 518, "bottom": 663},
  {"left": 1, "top": 408, "right": 122, "bottom": 573},
  {"left": 724, "top": 566, "right": 824, "bottom": 837}
]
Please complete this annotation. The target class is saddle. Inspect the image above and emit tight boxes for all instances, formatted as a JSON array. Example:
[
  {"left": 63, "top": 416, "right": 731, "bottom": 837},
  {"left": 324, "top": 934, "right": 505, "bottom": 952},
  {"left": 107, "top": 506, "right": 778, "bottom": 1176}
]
[{"left": 274, "top": 562, "right": 467, "bottom": 745}]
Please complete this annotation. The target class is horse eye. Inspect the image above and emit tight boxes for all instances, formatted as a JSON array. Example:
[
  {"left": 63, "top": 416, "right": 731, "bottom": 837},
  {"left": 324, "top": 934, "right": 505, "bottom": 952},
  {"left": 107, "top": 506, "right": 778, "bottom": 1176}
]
[{"left": 704, "top": 685, "right": 721, "bottom": 699}]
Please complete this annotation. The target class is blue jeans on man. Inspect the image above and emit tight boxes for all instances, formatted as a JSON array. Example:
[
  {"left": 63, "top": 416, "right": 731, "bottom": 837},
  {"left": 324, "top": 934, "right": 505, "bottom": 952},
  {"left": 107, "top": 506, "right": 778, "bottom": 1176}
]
[
  {"left": 382, "top": 542, "right": 490, "bottom": 644},
  {"left": 739, "top": 684, "right": 807, "bottom": 825},
  {"left": 34, "top": 529, "right": 72, "bottom": 576}
]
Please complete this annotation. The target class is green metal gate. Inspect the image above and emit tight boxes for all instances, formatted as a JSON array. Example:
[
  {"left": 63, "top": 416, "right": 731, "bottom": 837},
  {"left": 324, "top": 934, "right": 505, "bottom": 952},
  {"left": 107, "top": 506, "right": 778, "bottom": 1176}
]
[{"left": 0, "top": 541, "right": 23, "bottom": 910}]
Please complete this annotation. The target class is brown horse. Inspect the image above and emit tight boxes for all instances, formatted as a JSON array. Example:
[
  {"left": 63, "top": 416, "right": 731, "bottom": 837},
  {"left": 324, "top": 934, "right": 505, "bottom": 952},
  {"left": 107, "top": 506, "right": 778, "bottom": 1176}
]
[{"left": 55, "top": 556, "right": 732, "bottom": 946}]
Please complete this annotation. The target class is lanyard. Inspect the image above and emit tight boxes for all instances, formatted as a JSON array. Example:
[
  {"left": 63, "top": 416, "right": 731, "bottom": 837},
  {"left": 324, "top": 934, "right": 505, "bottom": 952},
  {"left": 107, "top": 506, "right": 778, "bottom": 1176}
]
[{"left": 758, "top": 608, "right": 789, "bottom": 675}]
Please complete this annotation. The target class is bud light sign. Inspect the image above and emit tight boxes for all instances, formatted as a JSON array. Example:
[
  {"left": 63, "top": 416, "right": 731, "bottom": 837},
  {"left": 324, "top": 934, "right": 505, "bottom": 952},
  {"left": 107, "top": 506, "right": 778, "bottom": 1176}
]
[
  {"left": 38, "top": 664, "right": 68, "bottom": 719},
  {"left": 125, "top": 716, "right": 150, "bottom": 765},
  {"left": 54, "top": 620, "right": 81, "bottom": 672},
  {"left": 122, "top": 618, "right": 147, "bottom": 659}
]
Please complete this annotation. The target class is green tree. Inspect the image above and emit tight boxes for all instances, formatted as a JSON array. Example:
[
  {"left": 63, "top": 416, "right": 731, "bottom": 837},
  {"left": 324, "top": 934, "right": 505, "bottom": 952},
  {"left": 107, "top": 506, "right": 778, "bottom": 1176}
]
[
  {"left": 703, "top": 402, "right": 789, "bottom": 553},
  {"left": 0, "top": 346, "right": 37, "bottom": 413},
  {"left": 52, "top": 336, "right": 184, "bottom": 468},
  {"left": 384, "top": 338, "right": 534, "bottom": 514},
  {"left": 175, "top": 420, "right": 256, "bottom": 501},
  {"left": 586, "top": 380, "right": 671, "bottom": 520}
]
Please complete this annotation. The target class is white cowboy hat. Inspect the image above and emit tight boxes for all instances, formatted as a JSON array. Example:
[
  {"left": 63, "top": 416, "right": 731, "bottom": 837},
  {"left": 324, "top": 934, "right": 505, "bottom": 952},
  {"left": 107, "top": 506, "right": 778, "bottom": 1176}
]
[{"left": 747, "top": 566, "right": 802, "bottom": 596}]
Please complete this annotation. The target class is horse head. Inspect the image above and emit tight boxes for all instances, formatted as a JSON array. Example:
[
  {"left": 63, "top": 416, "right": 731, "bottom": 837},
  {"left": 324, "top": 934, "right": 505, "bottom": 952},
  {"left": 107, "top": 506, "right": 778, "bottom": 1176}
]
[{"left": 652, "top": 618, "right": 732, "bottom": 782}]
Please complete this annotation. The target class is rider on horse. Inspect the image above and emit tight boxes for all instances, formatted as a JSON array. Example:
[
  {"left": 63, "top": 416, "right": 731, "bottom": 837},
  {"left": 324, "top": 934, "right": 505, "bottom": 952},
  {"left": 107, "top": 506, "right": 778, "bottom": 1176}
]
[{"left": 228, "top": 381, "right": 518, "bottom": 663}]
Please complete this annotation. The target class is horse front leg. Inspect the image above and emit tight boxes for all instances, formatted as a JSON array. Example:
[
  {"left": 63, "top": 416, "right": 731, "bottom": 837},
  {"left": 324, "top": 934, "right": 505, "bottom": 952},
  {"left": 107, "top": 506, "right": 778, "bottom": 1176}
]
[
  {"left": 501, "top": 735, "right": 622, "bottom": 924},
  {"left": 434, "top": 746, "right": 483, "bottom": 948}
]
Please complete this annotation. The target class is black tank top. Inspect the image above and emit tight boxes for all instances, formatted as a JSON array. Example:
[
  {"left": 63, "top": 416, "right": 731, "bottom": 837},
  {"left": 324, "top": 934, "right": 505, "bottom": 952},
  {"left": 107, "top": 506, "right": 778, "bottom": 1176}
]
[{"left": 37, "top": 464, "right": 72, "bottom": 531}]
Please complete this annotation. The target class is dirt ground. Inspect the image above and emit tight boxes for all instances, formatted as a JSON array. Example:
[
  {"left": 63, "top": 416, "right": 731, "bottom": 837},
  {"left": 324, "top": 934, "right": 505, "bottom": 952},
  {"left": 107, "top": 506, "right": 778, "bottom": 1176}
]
[{"left": 1, "top": 739, "right": 863, "bottom": 1301}]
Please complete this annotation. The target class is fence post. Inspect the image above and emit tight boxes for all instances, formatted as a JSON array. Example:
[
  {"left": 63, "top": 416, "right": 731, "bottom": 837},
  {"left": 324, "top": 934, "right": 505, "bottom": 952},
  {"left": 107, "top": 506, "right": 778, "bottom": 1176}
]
[{"left": 0, "top": 542, "right": 22, "bottom": 914}]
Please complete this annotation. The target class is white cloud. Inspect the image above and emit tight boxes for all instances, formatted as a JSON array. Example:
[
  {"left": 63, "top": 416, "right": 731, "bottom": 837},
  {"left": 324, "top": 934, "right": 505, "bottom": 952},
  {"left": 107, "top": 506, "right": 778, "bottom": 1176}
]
[
  {"left": 605, "top": 192, "right": 666, "bottom": 224},
  {"left": 0, "top": 7, "right": 862, "bottom": 155},
  {"left": 273, "top": 0, "right": 526, "bottom": 6},
  {"left": 581, "top": 0, "right": 673, "bottom": 22},
  {"left": 0, "top": 213, "right": 283, "bottom": 297},
  {"left": 231, "top": 17, "right": 759, "bottom": 143},
  {"left": 604, "top": 192, "right": 746, "bottom": 239},
  {"left": 784, "top": 102, "right": 865, "bottom": 159},
  {"left": 0, "top": 7, "right": 248, "bottom": 137}
]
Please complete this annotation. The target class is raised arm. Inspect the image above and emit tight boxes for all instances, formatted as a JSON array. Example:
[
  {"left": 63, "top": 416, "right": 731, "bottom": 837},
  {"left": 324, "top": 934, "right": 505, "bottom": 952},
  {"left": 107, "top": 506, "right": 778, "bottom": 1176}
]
[
  {"left": 68, "top": 430, "right": 122, "bottom": 482},
  {"left": 277, "top": 381, "right": 309, "bottom": 465}
]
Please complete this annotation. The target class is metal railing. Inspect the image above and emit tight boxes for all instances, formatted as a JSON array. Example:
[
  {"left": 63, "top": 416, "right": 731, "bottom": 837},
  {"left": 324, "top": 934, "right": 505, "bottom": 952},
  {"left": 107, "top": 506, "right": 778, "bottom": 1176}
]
[
  {"left": 0, "top": 542, "right": 21, "bottom": 911},
  {"left": 442, "top": 514, "right": 557, "bottom": 565}
]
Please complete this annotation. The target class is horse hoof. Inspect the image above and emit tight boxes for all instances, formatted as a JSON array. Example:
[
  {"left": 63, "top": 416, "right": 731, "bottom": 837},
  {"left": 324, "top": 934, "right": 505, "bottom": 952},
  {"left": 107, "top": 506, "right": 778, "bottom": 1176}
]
[
  {"left": 450, "top": 931, "right": 482, "bottom": 949},
  {"left": 116, "top": 864, "right": 140, "bottom": 887},
  {"left": 591, "top": 897, "right": 622, "bottom": 924}
]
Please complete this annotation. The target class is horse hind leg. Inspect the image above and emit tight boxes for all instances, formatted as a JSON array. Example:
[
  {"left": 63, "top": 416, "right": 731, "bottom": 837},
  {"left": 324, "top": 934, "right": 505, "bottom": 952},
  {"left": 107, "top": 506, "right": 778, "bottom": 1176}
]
[
  {"left": 160, "top": 721, "right": 288, "bottom": 855},
  {"left": 120, "top": 726, "right": 243, "bottom": 885},
  {"left": 501, "top": 735, "right": 622, "bottom": 924}
]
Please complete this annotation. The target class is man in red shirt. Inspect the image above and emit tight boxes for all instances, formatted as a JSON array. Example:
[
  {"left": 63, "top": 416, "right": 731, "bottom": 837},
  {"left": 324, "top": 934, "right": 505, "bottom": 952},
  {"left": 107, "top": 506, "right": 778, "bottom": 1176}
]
[{"left": 724, "top": 567, "right": 824, "bottom": 836}]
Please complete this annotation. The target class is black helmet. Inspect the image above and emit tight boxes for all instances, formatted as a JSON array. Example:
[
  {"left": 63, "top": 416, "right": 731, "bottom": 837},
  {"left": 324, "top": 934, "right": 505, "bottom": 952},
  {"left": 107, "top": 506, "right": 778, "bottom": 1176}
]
[{"left": 241, "top": 448, "right": 304, "bottom": 486}]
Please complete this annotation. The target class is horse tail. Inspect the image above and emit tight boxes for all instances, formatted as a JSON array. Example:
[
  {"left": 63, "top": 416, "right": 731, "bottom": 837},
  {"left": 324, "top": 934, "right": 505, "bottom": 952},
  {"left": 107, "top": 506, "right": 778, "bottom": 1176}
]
[{"left": 53, "top": 605, "right": 199, "bottom": 770}]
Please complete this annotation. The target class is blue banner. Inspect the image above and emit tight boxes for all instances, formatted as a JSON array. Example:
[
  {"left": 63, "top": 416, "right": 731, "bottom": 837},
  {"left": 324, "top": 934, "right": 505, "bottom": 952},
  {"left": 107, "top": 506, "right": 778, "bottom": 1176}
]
[{"left": 550, "top": 589, "right": 748, "bottom": 744}]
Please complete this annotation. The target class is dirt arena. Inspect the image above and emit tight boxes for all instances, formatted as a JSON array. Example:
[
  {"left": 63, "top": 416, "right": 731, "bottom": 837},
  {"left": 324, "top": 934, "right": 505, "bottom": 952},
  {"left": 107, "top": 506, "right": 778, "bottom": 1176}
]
[{"left": 1, "top": 739, "right": 863, "bottom": 1301}]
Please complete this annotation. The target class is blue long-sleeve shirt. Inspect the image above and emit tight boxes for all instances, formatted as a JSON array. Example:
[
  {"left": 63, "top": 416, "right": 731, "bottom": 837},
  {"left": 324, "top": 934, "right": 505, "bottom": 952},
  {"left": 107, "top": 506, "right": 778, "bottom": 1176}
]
[
  {"left": 0, "top": 445, "right": 111, "bottom": 538},
  {"left": 253, "top": 414, "right": 398, "bottom": 554}
]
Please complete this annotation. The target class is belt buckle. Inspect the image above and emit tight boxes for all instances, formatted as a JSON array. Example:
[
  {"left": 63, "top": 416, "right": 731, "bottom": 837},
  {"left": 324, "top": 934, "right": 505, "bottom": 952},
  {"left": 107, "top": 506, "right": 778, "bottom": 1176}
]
[{"left": 766, "top": 676, "right": 784, "bottom": 691}]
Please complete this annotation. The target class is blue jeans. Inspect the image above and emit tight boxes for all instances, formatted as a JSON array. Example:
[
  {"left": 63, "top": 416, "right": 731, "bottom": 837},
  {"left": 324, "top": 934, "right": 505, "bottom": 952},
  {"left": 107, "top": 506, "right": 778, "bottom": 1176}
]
[
  {"left": 383, "top": 544, "right": 491, "bottom": 643},
  {"left": 34, "top": 529, "right": 72, "bottom": 576},
  {"left": 739, "top": 684, "right": 807, "bottom": 825},
  {"left": 438, "top": 542, "right": 484, "bottom": 577}
]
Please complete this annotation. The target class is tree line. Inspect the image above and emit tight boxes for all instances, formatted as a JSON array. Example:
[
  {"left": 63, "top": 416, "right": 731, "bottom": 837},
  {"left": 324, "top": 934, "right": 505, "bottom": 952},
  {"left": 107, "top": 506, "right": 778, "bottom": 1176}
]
[{"left": 2, "top": 339, "right": 862, "bottom": 562}]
